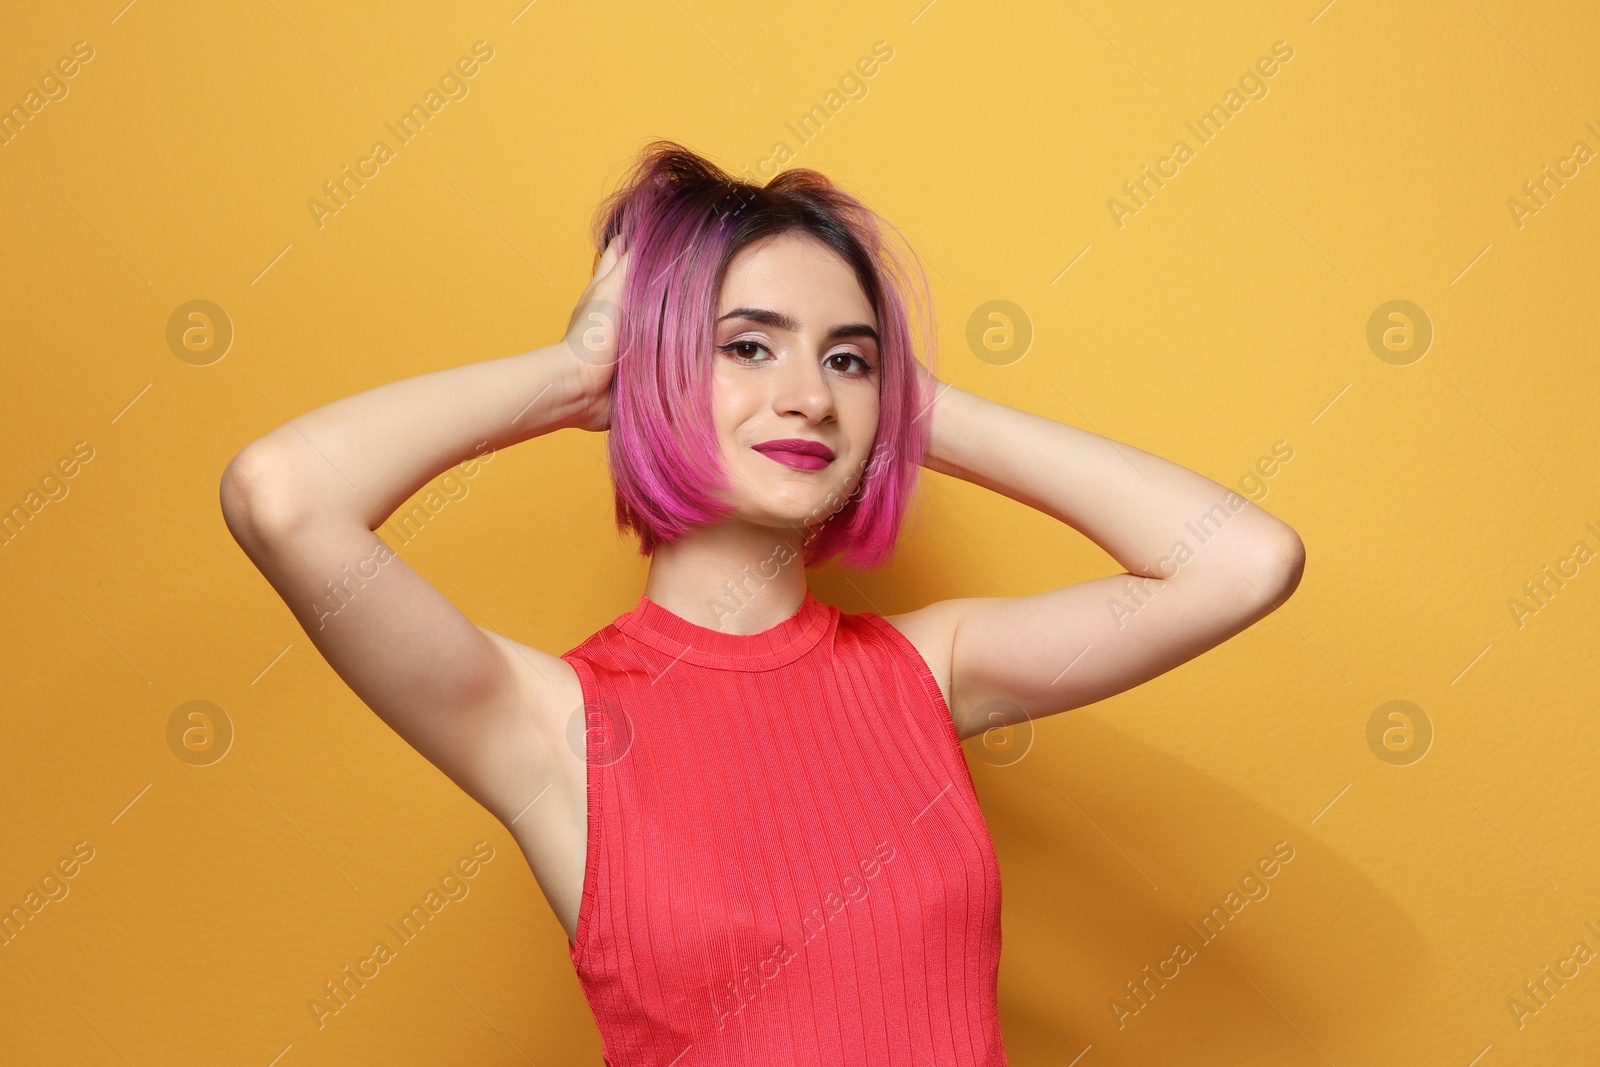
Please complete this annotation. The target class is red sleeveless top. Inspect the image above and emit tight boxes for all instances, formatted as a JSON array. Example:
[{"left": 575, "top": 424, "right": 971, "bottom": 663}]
[{"left": 559, "top": 587, "right": 1006, "bottom": 1065}]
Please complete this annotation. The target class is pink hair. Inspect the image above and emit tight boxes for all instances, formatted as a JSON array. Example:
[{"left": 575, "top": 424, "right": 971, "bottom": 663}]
[{"left": 589, "top": 139, "right": 936, "bottom": 570}]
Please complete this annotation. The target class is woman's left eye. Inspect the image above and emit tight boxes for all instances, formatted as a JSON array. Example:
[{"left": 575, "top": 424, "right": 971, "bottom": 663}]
[{"left": 828, "top": 352, "right": 874, "bottom": 375}]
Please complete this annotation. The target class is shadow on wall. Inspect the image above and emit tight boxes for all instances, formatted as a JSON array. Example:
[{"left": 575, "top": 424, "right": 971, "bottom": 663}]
[{"left": 975, "top": 710, "right": 1424, "bottom": 1065}]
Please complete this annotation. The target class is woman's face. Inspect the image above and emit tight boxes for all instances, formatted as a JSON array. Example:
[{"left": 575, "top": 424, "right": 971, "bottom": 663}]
[{"left": 710, "top": 231, "right": 881, "bottom": 534}]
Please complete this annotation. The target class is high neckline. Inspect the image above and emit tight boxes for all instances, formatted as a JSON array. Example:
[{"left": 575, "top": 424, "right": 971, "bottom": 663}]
[{"left": 615, "top": 587, "right": 835, "bottom": 671}]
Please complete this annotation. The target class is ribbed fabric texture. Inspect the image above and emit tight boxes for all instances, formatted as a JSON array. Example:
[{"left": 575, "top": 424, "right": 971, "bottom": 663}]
[{"left": 559, "top": 587, "right": 1006, "bottom": 1066}]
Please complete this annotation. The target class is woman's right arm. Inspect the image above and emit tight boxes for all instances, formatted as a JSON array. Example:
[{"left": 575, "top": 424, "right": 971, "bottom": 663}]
[{"left": 218, "top": 240, "right": 627, "bottom": 825}]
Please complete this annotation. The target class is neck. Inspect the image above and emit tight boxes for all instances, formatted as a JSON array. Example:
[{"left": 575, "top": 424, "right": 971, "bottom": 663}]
[{"left": 643, "top": 520, "right": 809, "bottom": 634}]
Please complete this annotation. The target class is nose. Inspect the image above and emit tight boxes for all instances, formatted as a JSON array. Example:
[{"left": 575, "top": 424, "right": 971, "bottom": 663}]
[{"left": 772, "top": 344, "right": 835, "bottom": 423}]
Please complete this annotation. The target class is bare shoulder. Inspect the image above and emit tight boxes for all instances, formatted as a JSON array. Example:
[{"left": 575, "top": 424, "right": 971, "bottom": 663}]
[
  {"left": 877, "top": 599, "right": 970, "bottom": 739},
  {"left": 459, "top": 627, "right": 586, "bottom": 823},
  {"left": 476, "top": 628, "right": 586, "bottom": 769}
]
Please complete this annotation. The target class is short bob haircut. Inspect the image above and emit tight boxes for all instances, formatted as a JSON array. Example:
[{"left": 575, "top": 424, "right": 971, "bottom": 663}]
[{"left": 588, "top": 139, "right": 936, "bottom": 571}]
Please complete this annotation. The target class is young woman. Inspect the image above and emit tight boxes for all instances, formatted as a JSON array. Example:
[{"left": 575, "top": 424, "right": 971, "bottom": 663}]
[{"left": 221, "top": 141, "right": 1304, "bottom": 1065}]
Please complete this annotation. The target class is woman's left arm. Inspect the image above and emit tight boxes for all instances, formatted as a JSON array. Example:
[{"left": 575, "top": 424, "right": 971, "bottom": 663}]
[{"left": 901, "top": 370, "right": 1306, "bottom": 741}]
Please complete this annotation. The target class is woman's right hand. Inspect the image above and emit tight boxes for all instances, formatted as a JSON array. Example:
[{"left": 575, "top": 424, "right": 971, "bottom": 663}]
[{"left": 562, "top": 234, "right": 630, "bottom": 433}]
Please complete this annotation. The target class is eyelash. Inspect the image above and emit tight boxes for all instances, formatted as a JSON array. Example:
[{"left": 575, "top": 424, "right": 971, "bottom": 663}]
[{"left": 718, "top": 340, "right": 875, "bottom": 376}]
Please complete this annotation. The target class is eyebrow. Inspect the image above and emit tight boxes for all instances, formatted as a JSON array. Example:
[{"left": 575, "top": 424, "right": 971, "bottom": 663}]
[{"left": 717, "top": 307, "right": 880, "bottom": 348}]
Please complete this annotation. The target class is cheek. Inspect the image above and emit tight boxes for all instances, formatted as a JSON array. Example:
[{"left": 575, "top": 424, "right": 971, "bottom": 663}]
[
  {"left": 710, "top": 365, "right": 768, "bottom": 428},
  {"left": 850, "top": 393, "right": 882, "bottom": 444},
  {"left": 838, "top": 395, "right": 880, "bottom": 485},
  {"left": 708, "top": 368, "right": 741, "bottom": 439}
]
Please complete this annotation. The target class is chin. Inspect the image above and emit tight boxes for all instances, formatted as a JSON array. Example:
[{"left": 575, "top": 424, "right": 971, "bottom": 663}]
[{"left": 725, "top": 454, "right": 861, "bottom": 521}]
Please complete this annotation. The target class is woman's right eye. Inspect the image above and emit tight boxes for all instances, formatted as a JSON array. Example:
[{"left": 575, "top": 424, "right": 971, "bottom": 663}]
[{"left": 719, "top": 341, "right": 769, "bottom": 362}]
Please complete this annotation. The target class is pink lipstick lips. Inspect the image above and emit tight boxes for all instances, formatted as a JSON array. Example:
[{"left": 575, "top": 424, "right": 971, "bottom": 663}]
[{"left": 752, "top": 438, "right": 835, "bottom": 471}]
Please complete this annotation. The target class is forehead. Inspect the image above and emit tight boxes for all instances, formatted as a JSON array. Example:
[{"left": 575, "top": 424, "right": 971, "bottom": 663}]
[{"left": 717, "top": 232, "right": 875, "bottom": 323}]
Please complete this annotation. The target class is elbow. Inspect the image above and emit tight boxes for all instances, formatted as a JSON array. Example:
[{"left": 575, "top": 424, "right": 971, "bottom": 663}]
[
  {"left": 1251, "top": 526, "right": 1306, "bottom": 609},
  {"left": 219, "top": 443, "right": 312, "bottom": 554}
]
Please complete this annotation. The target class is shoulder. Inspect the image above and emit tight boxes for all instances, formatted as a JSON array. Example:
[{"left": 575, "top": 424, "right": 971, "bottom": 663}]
[
  {"left": 868, "top": 599, "right": 969, "bottom": 740},
  {"left": 477, "top": 627, "right": 587, "bottom": 748}
]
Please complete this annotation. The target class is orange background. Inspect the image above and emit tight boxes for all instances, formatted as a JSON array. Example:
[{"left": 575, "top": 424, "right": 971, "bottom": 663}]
[{"left": 3, "top": 1, "right": 1598, "bottom": 1063}]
